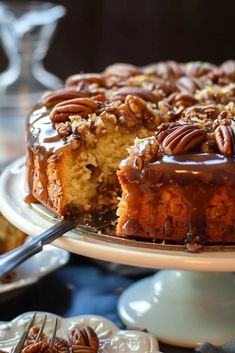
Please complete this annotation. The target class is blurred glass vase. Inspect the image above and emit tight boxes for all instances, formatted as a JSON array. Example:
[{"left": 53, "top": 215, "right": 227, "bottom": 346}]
[{"left": 0, "top": 1, "right": 66, "bottom": 168}]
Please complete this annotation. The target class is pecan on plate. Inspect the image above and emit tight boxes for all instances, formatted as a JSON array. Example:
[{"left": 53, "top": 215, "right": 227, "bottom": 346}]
[
  {"left": 50, "top": 98, "right": 99, "bottom": 123},
  {"left": 24, "top": 326, "right": 48, "bottom": 346},
  {"left": 161, "top": 124, "right": 207, "bottom": 155},
  {"left": 53, "top": 337, "right": 70, "bottom": 353},
  {"left": 42, "top": 89, "right": 89, "bottom": 107},
  {"left": 22, "top": 341, "right": 51, "bottom": 353},
  {"left": 68, "top": 326, "right": 99, "bottom": 353},
  {"left": 215, "top": 125, "right": 235, "bottom": 155},
  {"left": 71, "top": 346, "right": 97, "bottom": 353}
]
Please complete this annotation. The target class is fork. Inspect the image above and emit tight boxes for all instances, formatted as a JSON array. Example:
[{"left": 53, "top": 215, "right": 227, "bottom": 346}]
[
  {"left": 0, "top": 219, "right": 77, "bottom": 279},
  {"left": 12, "top": 313, "right": 59, "bottom": 353}
]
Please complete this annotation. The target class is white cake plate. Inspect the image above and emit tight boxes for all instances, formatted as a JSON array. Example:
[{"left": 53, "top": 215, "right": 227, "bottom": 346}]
[{"left": 1, "top": 157, "right": 235, "bottom": 348}]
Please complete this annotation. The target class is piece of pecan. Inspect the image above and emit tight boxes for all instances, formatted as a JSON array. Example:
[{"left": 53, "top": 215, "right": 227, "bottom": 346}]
[
  {"left": 116, "top": 103, "right": 139, "bottom": 127},
  {"left": 221, "top": 60, "right": 235, "bottom": 78},
  {"left": 104, "top": 63, "right": 140, "bottom": 78},
  {"left": 68, "top": 327, "right": 99, "bottom": 352},
  {"left": 168, "top": 92, "right": 197, "bottom": 107},
  {"left": 50, "top": 98, "right": 99, "bottom": 123},
  {"left": 177, "top": 76, "right": 202, "bottom": 94},
  {"left": 53, "top": 337, "right": 70, "bottom": 353},
  {"left": 42, "top": 90, "right": 89, "bottom": 107},
  {"left": 112, "top": 86, "right": 159, "bottom": 103},
  {"left": 125, "top": 95, "right": 159, "bottom": 128},
  {"left": 71, "top": 346, "right": 96, "bottom": 353},
  {"left": 185, "top": 61, "right": 215, "bottom": 77},
  {"left": 215, "top": 125, "right": 235, "bottom": 155},
  {"left": 22, "top": 341, "right": 51, "bottom": 353},
  {"left": 65, "top": 74, "right": 103, "bottom": 88},
  {"left": 161, "top": 125, "right": 207, "bottom": 155},
  {"left": 145, "top": 61, "right": 184, "bottom": 78},
  {"left": 24, "top": 326, "right": 48, "bottom": 346}
]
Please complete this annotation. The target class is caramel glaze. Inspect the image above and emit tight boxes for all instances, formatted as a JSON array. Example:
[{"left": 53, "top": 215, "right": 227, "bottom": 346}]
[
  {"left": 121, "top": 153, "right": 235, "bottom": 250},
  {"left": 25, "top": 106, "right": 72, "bottom": 206}
]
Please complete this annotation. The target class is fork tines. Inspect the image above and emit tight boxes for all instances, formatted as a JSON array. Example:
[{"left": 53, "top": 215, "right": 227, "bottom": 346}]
[{"left": 12, "top": 314, "right": 59, "bottom": 353}]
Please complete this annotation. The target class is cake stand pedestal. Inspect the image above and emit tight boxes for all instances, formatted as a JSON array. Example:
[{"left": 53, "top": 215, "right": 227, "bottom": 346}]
[
  {"left": 1, "top": 158, "right": 235, "bottom": 349},
  {"left": 118, "top": 270, "right": 235, "bottom": 348}
]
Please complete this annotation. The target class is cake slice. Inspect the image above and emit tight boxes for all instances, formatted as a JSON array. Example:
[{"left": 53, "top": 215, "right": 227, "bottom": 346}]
[{"left": 117, "top": 124, "right": 235, "bottom": 250}]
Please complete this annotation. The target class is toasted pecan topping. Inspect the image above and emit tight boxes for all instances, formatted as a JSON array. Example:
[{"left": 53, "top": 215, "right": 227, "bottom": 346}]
[
  {"left": 34, "top": 60, "right": 235, "bottom": 155},
  {"left": 161, "top": 124, "right": 207, "bottom": 155}
]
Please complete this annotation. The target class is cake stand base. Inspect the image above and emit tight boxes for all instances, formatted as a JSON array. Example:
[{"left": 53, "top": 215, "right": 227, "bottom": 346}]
[{"left": 118, "top": 270, "right": 235, "bottom": 348}]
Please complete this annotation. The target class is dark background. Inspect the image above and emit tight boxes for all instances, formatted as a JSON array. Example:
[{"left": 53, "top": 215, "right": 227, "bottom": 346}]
[{"left": 1, "top": 0, "right": 235, "bottom": 81}]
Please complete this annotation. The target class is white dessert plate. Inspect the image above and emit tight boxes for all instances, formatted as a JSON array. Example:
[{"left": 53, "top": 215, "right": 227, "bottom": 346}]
[
  {"left": 0, "top": 245, "right": 69, "bottom": 302},
  {"left": 1, "top": 157, "right": 235, "bottom": 272},
  {"left": 0, "top": 311, "right": 160, "bottom": 353}
]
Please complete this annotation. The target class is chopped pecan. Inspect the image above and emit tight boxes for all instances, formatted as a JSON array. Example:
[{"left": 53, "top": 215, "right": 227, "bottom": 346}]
[
  {"left": 50, "top": 98, "right": 99, "bottom": 123},
  {"left": 185, "top": 61, "right": 215, "bottom": 77},
  {"left": 161, "top": 124, "right": 207, "bottom": 155},
  {"left": 145, "top": 61, "right": 184, "bottom": 78},
  {"left": 184, "top": 105, "right": 220, "bottom": 120},
  {"left": 221, "top": 60, "right": 235, "bottom": 78},
  {"left": 24, "top": 326, "right": 48, "bottom": 346},
  {"left": 112, "top": 86, "right": 159, "bottom": 103},
  {"left": 125, "top": 95, "right": 159, "bottom": 128},
  {"left": 168, "top": 92, "right": 197, "bottom": 107},
  {"left": 201, "top": 140, "right": 219, "bottom": 153},
  {"left": 53, "top": 337, "right": 70, "bottom": 353},
  {"left": 42, "top": 89, "right": 89, "bottom": 107},
  {"left": 22, "top": 341, "right": 51, "bottom": 353},
  {"left": 177, "top": 76, "right": 202, "bottom": 94},
  {"left": 68, "top": 326, "right": 99, "bottom": 352},
  {"left": 116, "top": 103, "right": 139, "bottom": 127},
  {"left": 215, "top": 125, "right": 235, "bottom": 155},
  {"left": 71, "top": 346, "right": 96, "bottom": 353}
]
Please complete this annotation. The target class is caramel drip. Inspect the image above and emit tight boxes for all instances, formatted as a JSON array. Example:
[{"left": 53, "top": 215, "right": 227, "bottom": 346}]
[
  {"left": 26, "top": 107, "right": 71, "bottom": 203},
  {"left": 122, "top": 153, "right": 235, "bottom": 247}
]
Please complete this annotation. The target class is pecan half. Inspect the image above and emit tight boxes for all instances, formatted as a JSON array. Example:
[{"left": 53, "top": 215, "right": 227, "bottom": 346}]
[
  {"left": 68, "top": 327, "right": 99, "bottom": 352},
  {"left": 112, "top": 86, "right": 159, "bottom": 103},
  {"left": 161, "top": 125, "right": 207, "bottom": 155},
  {"left": 54, "top": 337, "right": 70, "bottom": 353},
  {"left": 215, "top": 125, "right": 235, "bottom": 155},
  {"left": 104, "top": 63, "right": 140, "bottom": 78},
  {"left": 65, "top": 74, "right": 103, "bottom": 88},
  {"left": 50, "top": 98, "right": 99, "bottom": 123},
  {"left": 42, "top": 90, "right": 89, "bottom": 107},
  {"left": 71, "top": 346, "right": 96, "bottom": 353},
  {"left": 177, "top": 76, "right": 202, "bottom": 94},
  {"left": 168, "top": 92, "right": 197, "bottom": 107}
]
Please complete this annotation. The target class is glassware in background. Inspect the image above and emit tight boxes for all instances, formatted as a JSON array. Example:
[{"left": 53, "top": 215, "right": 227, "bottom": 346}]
[{"left": 0, "top": 1, "right": 66, "bottom": 169}]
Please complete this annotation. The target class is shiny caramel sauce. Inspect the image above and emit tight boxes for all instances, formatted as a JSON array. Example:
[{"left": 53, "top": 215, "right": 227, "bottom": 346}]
[
  {"left": 122, "top": 153, "right": 235, "bottom": 250},
  {"left": 25, "top": 107, "right": 71, "bottom": 204}
]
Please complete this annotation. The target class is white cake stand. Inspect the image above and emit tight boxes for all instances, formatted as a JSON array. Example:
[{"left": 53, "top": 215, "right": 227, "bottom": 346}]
[{"left": 1, "top": 157, "right": 235, "bottom": 348}]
